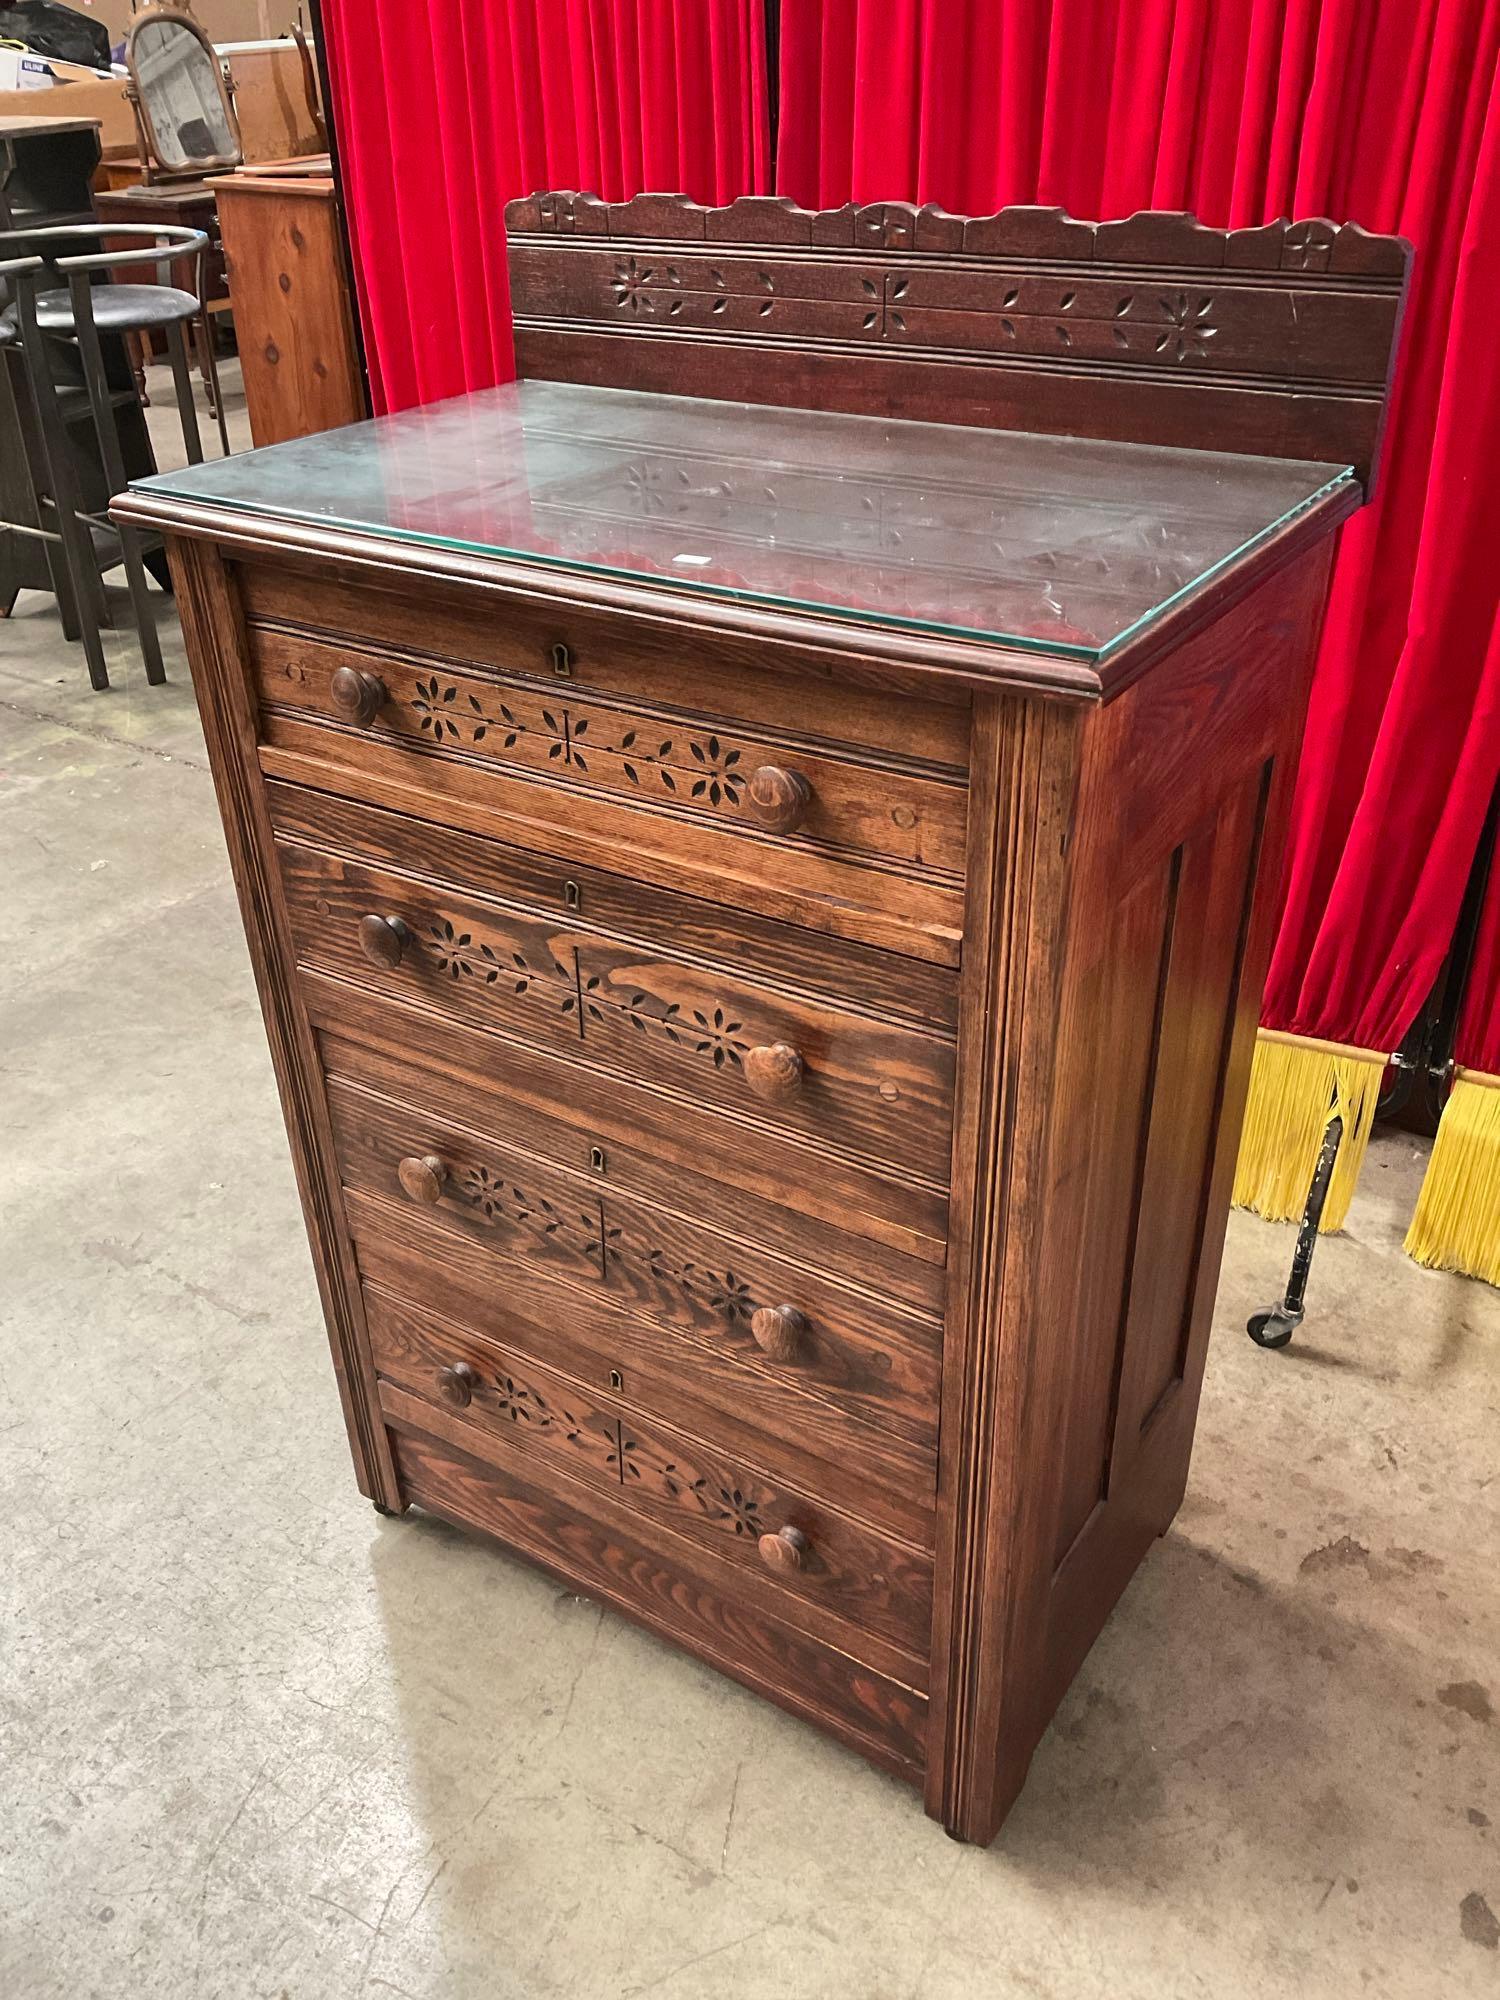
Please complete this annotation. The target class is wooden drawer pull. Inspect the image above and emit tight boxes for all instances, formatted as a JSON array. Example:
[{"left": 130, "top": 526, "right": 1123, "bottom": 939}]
[
  {"left": 744, "top": 1042, "right": 804, "bottom": 1102},
  {"left": 329, "top": 664, "right": 387, "bottom": 726},
  {"left": 398, "top": 1153, "right": 448, "bottom": 1204},
  {"left": 435, "top": 1360, "right": 479, "bottom": 1408},
  {"left": 758, "top": 1525, "right": 809, "bottom": 1574},
  {"left": 747, "top": 764, "right": 811, "bottom": 835},
  {"left": 750, "top": 1303, "right": 807, "bottom": 1361},
  {"left": 357, "top": 913, "right": 412, "bottom": 968}
]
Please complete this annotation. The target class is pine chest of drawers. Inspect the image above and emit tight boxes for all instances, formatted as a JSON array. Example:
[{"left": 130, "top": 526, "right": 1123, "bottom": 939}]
[{"left": 118, "top": 195, "right": 1409, "bottom": 1843}]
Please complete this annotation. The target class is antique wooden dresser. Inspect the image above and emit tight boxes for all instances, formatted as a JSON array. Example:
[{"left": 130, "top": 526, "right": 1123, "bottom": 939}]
[{"left": 117, "top": 197, "right": 1410, "bottom": 1844}]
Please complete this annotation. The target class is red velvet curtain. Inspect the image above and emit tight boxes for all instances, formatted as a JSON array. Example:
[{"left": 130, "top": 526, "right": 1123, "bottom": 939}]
[
  {"left": 778, "top": 0, "right": 1500, "bottom": 1060},
  {"left": 1458, "top": 864, "right": 1500, "bottom": 1077},
  {"left": 320, "top": 0, "right": 770, "bottom": 414}
]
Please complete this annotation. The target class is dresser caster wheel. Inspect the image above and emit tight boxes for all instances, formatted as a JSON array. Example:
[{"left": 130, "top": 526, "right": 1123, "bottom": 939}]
[{"left": 1247, "top": 1306, "right": 1298, "bottom": 1349}]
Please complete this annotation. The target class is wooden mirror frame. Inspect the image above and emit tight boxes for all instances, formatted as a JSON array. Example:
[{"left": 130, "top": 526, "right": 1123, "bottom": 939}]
[{"left": 125, "top": 3, "right": 243, "bottom": 183}]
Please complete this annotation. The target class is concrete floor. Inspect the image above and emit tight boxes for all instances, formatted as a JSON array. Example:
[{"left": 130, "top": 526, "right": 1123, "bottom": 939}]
[{"left": 2, "top": 362, "right": 1499, "bottom": 2000}]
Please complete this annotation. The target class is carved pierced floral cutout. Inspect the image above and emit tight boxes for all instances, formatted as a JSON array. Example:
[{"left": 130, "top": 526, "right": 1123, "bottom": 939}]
[
  {"left": 425, "top": 1276, "right": 784, "bottom": 1544},
  {"left": 1156, "top": 292, "right": 1216, "bottom": 363},
  {"left": 400, "top": 673, "right": 763, "bottom": 824},
  {"left": 411, "top": 676, "right": 462, "bottom": 740},
  {"left": 617, "top": 728, "right": 744, "bottom": 806},
  {"left": 686, "top": 735, "right": 743, "bottom": 805},
  {"left": 425, "top": 922, "right": 573, "bottom": 998},
  {"left": 705, "top": 1269, "right": 754, "bottom": 1322},
  {"left": 612, "top": 256, "right": 656, "bottom": 313},
  {"left": 411, "top": 905, "right": 764, "bottom": 1084},
  {"left": 457, "top": 1165, "right": 586, "bottom": 1246},
  {"left": 861, "top": 272, "right": 909, "bottom": 337},
  {"left": 689, "top": 1007, "right": 751, "bottom": 1069},
  {"left": 485, "top": 1371, "right": 597, "bottom": 1455},
  {"left": 445, "top": 1145, "right": 765, "bottom": 1334},
  {"left": 613, "top": 1434, "right": 767, "bottom": 1535}
]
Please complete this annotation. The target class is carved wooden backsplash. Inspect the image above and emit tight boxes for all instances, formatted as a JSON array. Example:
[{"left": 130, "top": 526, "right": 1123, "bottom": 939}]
[{"left": 505, "top": 194, "right": 1412, "bottom": 488}]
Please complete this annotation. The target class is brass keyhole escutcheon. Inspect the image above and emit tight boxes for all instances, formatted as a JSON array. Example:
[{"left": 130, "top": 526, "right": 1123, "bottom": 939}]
[
  {"left": 590, "top": 1145, "right": 607, "bottom": 1174},
  {"left": 608, "top": 1368, "right": 624, "bottom": 1392},
  {"left": 550, "top": 641, "right": 573, "bottom": 676}
]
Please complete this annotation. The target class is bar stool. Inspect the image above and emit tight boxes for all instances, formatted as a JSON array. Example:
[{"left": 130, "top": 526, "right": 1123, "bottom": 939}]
[{"left": 0, "top": 223, "right": 227, "bottom": 690}]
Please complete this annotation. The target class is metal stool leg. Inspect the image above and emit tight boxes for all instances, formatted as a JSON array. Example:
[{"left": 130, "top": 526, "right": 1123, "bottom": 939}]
[
  {"left": 67, "top": 271, "right": 165, "bottom": 686},
  {"left": 164, "top": 320, "right": 203, "bottom": 465},
  {"left": 13, "top": 289, "right": 110, "bottom": 690},
  {"left": 195, "top": 309, "right": 230, "bottom": 456},
  {"left": 1247, "top": 1106, "right": 1344, "bottom": 1350}
]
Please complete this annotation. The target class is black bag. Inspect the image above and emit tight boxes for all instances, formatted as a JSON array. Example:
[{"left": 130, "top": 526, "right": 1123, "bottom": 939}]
[{"left": 0, "top": 1, "right": 112, "bottom": 69}]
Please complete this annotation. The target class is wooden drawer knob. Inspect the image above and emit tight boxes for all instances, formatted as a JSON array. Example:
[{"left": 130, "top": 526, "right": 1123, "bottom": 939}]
[
  {"left": 357, "top": 913, "right": 412, "bottom": 969},
  {"left": 398, "top": 1153, "right": 447, "bottom": 1204},
  {"left": 329, "top": 664, "right": 387, "bottom": 726},
  {"left": 744, "top": 1042, "right": 804, "bottom": 1102},
  {"left": 436, "top": 1360, "right": 479, "bottom": 1408},
  {"left": 750, "top": 1304, "right": 807, "bottom": 1360},
  {"left": 758, "top": 1525, "right": 809, "bottom": 1574},
  {"left": 747, "top": 765, "right": 811, "bottom": 835}
]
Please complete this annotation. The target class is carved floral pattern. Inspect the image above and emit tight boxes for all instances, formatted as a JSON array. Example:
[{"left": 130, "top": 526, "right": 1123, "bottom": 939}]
[
  {"left": 612, "top": 256, "right": 656, "bottom": 313},
  {"left": 618, "top": 728, "right": 745, "bottom": 805},
  {"left": 580, "top": 243, "right": 1241, "bottom": 371},
  {"left": 455, "top": 1351, "right": 774, "bottom": 1539},
  {"left": 411, "top": 676, "right": 462, "bottom": 740},
  {"left": 412, "top": 906, "right": 762, "bottom": 1084},
  {"left": 401, "top": 675, "right": 759, "bottom": 818},
  {"left": 444, "top": 1148, "right": 764, "bottom": 1332},
  {"left": 1155, "top": 291, "right": 1216, "bottom": 363},
  {"left": 612, "top": 1431, "right": 766, "bottom": 1535}
]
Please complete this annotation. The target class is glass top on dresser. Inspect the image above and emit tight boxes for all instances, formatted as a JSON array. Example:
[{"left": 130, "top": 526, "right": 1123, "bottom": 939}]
[{"left": 135, "top": 380, "right": 1354, "bottom": 661}]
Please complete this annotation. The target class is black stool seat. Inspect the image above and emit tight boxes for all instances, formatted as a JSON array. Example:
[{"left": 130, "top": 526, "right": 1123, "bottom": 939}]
[{"left": 0, "top": 282, "right": 200, "bottom": 340}]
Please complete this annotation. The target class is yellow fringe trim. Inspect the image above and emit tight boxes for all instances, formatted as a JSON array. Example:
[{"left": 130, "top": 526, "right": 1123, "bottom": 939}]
[
  {"left": 1232, "top": 1031, "right": 1386, "bottom": 1232},
  {"left": 1404, "top": 1070, "right": 1500, "bottom": 1285}
]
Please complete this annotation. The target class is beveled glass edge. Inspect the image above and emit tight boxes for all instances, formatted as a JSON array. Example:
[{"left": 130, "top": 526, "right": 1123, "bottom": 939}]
[
  {"left": 1094, "top": 464, "right": 1357, "bottom": 660},
  {"left": 128, "top": 460, "right": 1358, "bottom": 664}
]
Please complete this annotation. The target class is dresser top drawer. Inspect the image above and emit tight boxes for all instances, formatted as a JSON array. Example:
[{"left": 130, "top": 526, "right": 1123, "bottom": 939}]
[
  {"left": 240, "top": 564, "right": 972, "bottom": 767},
  {"left": 242, "top": 565, "right": 969, "bottom": 966}
]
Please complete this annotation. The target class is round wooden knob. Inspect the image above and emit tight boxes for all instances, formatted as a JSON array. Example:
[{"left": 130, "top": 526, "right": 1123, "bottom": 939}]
[
  {"left": 750, "top": 1304, "right": 807, "bottom": 1361},
  {"left": 758, "top": 1525, "right": 809, "bottom": 1574},
  {"left": 329, "top": 665, "right": 387, "bottom": 726},
  {"left": 747, "top": 765, "right": 811, "bottom": 835},
  {"left": 397, "top": 1153, "right": 447, "bottom": 1204},
  {"left": 357, "top": 913, "right": 412, "bottom": 969},
  {"left": 436, "top": 1361, "right": 479, "bottom": 1408},
  {"left": 744, "top": 1043, "right": 804, "bottom": 1102}
]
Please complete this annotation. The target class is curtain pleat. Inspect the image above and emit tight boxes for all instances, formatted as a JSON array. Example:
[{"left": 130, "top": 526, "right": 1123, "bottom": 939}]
[
  {"left": 320, "top": 0, "right": 770, "bottom": 414},
  {"left": 776, "top": 0, "right": 1500, "bottom": 1073}
]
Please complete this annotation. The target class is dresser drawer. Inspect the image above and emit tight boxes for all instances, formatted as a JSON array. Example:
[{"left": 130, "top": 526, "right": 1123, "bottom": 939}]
[
  {"left": 370, "top": 1294, "right": 933, "bottom": 1664},
  {"left": 257, "top": 628, "right": 967, "bottom": 873},
  {"left": 329, "top": 1078, "right": 943, "bottom": 1454},
  {"left": 388, "top": 1420, "right": 928, "bottom": 1779},
  {"left": 244, "top": 571, "right": 968, "bottom": 967},
  {"left": 278, "top": 838, "right": 957, "bottom": 1187},
  {"left": 319, "top": 1019, "right": 945, "bottom": 1311},
  {"left": 270, "top": 782, "right": 960, "bottom": 1036},
  {"left": 349, "top": 1202, "right": 937, "bottom": 1546}
]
